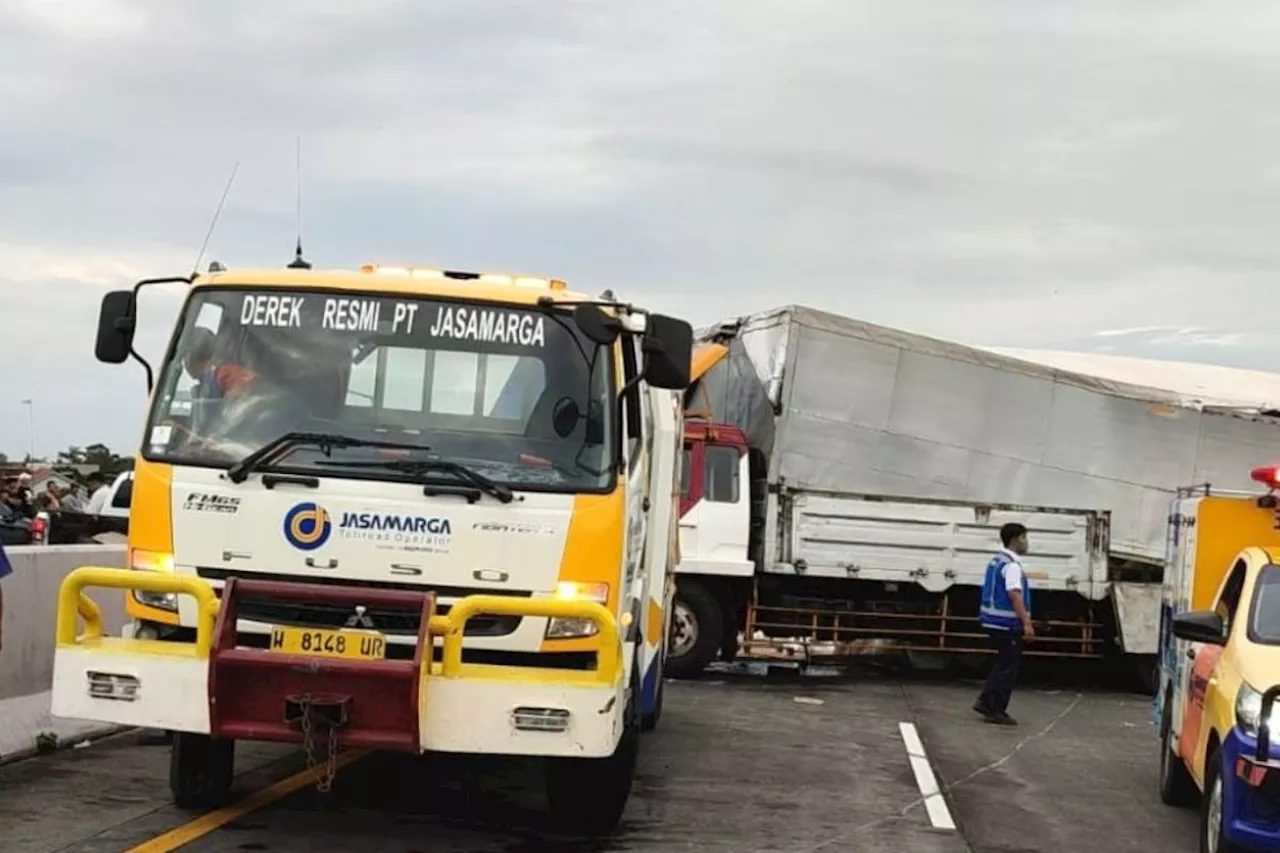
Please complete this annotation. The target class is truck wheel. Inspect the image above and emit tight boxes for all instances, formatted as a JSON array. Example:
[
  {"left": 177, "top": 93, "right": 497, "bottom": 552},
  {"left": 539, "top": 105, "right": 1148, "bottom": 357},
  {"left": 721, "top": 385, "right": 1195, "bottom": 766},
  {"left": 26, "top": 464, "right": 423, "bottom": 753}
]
[
  {"left": 1131, "top": 654, "right": 1159, "bottom": 696},
  {"left": 1158, "top": 696, "right": 1196, "bottom": 807},
  {"left": 665, "top": 579, "right": 722, "bottom": 679},
  {"left": 545, "top": 668, "right": 641, "bottom": 835},
  {"left": 170, "top": 732, "right": 234, "bottom": 810},
  {"left": 1200, "top": 747, "right": 1244, "bottom": 853}
]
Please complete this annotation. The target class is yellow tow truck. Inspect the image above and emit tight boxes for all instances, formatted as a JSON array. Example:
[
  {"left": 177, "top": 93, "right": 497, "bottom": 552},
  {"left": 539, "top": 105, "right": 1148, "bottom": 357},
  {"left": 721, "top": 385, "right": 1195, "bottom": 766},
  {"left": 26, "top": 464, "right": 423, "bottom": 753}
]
[{"left": 53, "top": 259, "right": 692, "bottom": 836}]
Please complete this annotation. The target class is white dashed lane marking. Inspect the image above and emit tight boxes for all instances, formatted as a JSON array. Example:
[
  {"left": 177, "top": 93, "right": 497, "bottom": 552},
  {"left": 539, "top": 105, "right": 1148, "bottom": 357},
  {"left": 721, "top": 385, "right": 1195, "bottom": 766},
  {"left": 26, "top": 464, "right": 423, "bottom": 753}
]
[{"left": 899, "top": 721, "right": 957, "bottom": 832}]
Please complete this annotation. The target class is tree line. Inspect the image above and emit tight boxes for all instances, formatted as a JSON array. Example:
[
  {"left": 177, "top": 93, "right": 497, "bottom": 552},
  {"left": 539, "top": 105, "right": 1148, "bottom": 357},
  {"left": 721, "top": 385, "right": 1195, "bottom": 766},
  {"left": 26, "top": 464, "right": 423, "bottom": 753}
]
[{"left": 0, "top": 443, "right": 134, "bottom": 479}]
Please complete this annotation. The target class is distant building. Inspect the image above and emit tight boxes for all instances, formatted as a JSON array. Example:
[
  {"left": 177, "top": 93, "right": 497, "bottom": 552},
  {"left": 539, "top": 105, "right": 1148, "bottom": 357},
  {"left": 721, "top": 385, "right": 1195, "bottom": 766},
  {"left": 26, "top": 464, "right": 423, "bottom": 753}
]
[{"left": 28, "top": 467, "right": 79, "bottom": 494}]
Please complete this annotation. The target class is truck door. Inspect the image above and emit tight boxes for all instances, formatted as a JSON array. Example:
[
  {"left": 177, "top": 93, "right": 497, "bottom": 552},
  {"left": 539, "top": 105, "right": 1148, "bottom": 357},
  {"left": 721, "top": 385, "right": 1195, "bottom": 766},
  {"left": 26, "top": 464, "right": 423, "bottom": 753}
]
[
  {"left": 678, "top": 439, "right": 703, "bottom": 561},
  {"left": 1180, "top": 557, "right": 1246, "bottom": 774},
  {"left": 696, "top": 442, "right": 749, "bottom": 566},
  {"left": 621, "top": 339, "right": 650, "bottom": 624}
]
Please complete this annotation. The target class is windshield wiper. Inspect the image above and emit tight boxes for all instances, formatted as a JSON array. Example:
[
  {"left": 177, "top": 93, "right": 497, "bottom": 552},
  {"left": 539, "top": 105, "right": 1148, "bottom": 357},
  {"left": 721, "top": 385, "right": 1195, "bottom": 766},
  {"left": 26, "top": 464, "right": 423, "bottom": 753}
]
[
  {"left": 226, "top": 432, "right": 432, "bottom": 484},
  {"left": 315, "top": 457, "right": 514, "bottom": 504}
]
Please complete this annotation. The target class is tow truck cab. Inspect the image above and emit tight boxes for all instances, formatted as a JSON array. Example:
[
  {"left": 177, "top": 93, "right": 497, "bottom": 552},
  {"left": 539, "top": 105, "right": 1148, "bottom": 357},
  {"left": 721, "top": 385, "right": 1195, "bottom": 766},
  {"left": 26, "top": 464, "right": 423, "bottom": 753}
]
[{"left": 1157, "top": 465, "right": 1280, "bottom": 852}]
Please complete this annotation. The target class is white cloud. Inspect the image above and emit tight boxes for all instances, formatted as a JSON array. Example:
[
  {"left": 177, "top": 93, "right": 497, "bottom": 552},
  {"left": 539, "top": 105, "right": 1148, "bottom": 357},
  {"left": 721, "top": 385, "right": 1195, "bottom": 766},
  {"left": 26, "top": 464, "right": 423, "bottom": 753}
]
[
  {"left": 6, "top": 0, "right": 1280, "bottom": 457},
  {"left": 0, "top": 243, "right": 193, "bottom": 288}
]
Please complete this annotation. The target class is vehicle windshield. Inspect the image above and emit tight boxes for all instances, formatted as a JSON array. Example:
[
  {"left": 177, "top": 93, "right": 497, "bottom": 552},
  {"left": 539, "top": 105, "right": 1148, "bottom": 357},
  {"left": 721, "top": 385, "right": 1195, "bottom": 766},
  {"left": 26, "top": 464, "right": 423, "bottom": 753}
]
[
  {"left": 143, "top": 287, "right": 616, "bottom": 492},
  {"left": 1250, "top": 564, "right": 1280, "bottom": 644}
]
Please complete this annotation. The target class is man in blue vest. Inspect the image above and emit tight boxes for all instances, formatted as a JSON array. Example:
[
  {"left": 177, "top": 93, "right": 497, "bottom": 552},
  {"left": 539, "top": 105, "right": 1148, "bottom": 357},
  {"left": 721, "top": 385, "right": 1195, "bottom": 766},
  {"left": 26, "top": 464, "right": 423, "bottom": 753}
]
[{"left": 974, "top": 522, "right": 1034, "bottom": 726}]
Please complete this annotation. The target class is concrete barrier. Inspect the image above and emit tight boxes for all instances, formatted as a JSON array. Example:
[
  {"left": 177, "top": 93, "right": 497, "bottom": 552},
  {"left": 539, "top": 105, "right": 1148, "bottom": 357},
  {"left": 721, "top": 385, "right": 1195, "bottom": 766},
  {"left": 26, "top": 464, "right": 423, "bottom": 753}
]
[{"left": 1, "top": 544, "right": 129, "bottom": 762}]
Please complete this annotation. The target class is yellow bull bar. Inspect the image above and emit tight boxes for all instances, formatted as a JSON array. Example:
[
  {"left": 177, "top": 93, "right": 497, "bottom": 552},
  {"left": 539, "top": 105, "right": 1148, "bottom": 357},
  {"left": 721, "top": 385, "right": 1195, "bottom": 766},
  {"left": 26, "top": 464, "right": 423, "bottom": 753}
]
[
  {"left": 56, "top": 566, "right": 220, "bottom": 656},
  {"left": 435, "top": 595, "right": 620, "bottom": 684},
  {"left": 55, "top": 568, "right": 622, "bottom": 685}
]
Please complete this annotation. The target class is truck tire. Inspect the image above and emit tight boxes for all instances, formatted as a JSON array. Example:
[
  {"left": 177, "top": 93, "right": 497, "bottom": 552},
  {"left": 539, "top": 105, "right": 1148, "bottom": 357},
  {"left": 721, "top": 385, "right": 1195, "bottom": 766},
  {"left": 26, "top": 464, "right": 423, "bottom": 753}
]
[
  {"left": 1131, "top": 654, "right": 1159, "bottom": 696},
  {"left": 1158, "top": 695, "right": 1196, "bottom": 807},
  {"left": 545, "top": 666, "right": 641, "bottom": 835},
  {"left": 170, "top": 732, "right": 234, "bottom": 810},
  {"left": 1200, "top": 746, "right": 1244, "bottom": 853},
  {"left": 665, "top": 579, "right": 722, "bottom": 679}
]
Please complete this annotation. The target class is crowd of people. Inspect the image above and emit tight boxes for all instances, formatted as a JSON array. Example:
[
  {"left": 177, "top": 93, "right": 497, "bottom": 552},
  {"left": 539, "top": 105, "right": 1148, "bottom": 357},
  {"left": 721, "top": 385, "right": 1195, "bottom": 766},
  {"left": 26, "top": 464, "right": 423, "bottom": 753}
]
[{"left": 0, "top": 471, "right": 112, "bottom": 518}]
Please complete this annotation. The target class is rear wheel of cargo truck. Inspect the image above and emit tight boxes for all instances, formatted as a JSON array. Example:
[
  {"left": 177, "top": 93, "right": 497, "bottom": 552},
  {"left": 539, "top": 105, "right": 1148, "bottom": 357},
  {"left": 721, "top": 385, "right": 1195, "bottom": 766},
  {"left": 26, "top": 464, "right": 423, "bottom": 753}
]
[
  {"left": 545, "top": 665, "right": 641, "bottom": 835},
  {"left": 1131, "top": 653, "right": 1159, "bottom": 696},
  {"left": 1158, "top": 693, "right": 1197, "bottom": 807},
  {"left": 665, "top": 578, "right": 723, "bottom": 678},
  {"left": 170, "top": 732, "right": 235, "bottom": 810}
]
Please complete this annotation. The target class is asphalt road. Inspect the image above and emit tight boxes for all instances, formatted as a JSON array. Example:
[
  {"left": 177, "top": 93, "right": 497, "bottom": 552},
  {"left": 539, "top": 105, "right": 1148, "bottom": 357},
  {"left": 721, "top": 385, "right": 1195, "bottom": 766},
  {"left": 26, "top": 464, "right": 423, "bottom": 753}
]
[{"left": 0, "top": 668, "right": 1201, "bottom": 853}]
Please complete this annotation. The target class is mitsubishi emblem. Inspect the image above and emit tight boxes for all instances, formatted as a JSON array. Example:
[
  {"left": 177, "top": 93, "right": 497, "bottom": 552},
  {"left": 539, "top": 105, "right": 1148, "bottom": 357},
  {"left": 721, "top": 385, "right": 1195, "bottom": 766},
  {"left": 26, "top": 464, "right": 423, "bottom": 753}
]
[{"left": 344, "top": 605, "right": 376, "bottom": 630}]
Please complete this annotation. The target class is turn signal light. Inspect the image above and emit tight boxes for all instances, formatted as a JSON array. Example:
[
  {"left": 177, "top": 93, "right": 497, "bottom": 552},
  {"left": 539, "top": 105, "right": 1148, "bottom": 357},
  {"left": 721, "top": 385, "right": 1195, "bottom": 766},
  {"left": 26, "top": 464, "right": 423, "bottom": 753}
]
[{"left": 1252, "top": 465, "right": 1280, "bottom": 488}]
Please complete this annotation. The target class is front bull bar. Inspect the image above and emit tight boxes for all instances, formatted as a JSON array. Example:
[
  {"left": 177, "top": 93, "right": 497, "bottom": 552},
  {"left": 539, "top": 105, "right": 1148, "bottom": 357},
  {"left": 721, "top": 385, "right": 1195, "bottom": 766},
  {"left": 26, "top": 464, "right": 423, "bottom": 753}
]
[{"left": 51, "top": 567, "right": 623, "bottom": 754}]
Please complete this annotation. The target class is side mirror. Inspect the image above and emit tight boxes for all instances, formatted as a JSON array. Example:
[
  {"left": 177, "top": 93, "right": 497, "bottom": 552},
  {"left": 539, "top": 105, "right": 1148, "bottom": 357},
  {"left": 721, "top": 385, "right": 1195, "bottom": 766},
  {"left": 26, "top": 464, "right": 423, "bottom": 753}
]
[
  {"left": 95, "top": 290, "right": 137, "bottom": 365},
  {"left": 641, "top": 313, "right": 693, "bottom": 390},
  {"left": 1172, "top": 610, "right": 1227, "bottom": 646},
  {"left": 573, "top": 304, "right": 621, "bottom": 346}
]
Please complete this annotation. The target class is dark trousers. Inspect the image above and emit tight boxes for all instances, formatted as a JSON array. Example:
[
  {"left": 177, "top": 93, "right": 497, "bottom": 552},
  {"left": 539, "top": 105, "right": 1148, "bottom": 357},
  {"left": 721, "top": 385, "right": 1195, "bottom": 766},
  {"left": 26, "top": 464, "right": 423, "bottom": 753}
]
[{"left": 977, "top": 628, "right": 1023, "bottom": 714}]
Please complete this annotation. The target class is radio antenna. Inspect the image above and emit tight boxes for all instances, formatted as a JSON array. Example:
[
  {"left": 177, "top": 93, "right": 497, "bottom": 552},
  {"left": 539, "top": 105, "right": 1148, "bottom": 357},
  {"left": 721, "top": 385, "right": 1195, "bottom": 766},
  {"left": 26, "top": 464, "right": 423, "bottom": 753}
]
[
  {"left": 287, "top": 136, "right": 311, "bottom": 269},
  {"left": 191, "top": 161, "right": 239, "bottom": 277}
]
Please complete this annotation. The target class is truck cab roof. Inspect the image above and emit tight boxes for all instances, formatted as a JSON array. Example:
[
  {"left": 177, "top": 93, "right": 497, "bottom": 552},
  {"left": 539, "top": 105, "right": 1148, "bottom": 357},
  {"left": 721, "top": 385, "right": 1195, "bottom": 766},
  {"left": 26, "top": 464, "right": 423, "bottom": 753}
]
[{"left": 191, "top": 266, "right": 596, "bottom": 307}]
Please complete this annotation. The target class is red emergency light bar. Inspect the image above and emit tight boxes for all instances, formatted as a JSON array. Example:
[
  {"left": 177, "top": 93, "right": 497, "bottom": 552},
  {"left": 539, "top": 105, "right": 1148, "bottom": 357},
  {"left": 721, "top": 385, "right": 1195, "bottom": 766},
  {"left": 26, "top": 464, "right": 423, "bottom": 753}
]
[{"left": 1251, "top": 465, "right": 1280, "bottom": 488}]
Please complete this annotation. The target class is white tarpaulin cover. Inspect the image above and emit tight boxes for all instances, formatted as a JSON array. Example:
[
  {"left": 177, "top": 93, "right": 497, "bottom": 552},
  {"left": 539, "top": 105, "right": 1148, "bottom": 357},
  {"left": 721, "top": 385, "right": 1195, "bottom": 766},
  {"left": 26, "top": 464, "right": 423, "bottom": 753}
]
[
  {"left": 695, "top": 306, "right": 1280, "bottom": 566},
  {"left": 984, "top": 348, "right": 1280, "bottom": 415}
]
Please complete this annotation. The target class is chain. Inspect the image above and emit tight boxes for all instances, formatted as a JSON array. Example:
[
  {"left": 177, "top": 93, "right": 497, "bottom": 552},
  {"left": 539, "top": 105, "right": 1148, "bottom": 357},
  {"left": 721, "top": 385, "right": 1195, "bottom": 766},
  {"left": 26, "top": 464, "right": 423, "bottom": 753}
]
[
  {"left": 295, "top": 697, "right": 340, "bottom": 793},
  {"left": 299, "top": 703, "right": 316, "bottom": 770},
  {"left": 318, "top": 725, "right": 339, "bottom": 793}
]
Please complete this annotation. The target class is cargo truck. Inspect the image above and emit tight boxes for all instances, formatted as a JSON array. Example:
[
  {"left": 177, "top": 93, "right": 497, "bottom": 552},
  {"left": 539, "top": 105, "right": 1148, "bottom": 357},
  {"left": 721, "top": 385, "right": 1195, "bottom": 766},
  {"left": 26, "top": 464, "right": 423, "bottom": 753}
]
[
  {"left": 667, "top": 305, "right": 1280, "bottom": 685},
  {"left": 52, "top": 260, "right": 692, "bottom": 836}
]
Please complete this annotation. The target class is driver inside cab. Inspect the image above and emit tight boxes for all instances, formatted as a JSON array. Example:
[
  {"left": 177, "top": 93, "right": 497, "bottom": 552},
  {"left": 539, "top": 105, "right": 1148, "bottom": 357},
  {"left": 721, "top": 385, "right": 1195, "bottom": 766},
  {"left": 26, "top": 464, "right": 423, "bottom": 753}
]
[{"left": 183, "top": 328, "right": 260, "bottom": 438}]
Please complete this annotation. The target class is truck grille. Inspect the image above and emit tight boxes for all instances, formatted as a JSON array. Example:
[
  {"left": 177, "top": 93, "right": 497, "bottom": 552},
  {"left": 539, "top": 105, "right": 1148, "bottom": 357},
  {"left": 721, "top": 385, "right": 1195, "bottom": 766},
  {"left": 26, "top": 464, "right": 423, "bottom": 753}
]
[{"left": 196, "top": 567, "right": 527, "bottom": 637}]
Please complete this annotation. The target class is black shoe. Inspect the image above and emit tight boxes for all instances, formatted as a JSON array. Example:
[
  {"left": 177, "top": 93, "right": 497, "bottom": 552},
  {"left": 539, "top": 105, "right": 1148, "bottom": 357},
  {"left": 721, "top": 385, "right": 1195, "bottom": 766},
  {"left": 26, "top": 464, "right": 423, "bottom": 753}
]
[
  {"left": 972, "top": 701, "right": 991, "bottom": 716},
  {"left": 983, "top": 712, "right": 1017, "bottom": 726}
]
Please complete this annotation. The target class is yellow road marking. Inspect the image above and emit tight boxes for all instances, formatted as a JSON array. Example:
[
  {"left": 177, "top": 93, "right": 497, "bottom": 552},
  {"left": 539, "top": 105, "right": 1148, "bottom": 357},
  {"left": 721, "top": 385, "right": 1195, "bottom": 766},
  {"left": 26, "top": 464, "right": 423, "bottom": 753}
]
[{"left": 124, "top": 749, "right": 369, "bottom": 853}]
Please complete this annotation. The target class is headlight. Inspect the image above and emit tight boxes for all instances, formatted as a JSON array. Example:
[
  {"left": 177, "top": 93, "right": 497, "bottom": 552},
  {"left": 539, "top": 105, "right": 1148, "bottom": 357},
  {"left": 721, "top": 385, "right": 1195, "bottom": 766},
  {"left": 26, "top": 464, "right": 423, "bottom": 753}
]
[
  {"left": 544, "top": 582, "right": 609, "bottom": 639},
  {"left": 1236, "top": 682, "right": 1279, "bottom": 736},
  {"left": 130, "top": 549, "right": 178, "bottom": 612}
]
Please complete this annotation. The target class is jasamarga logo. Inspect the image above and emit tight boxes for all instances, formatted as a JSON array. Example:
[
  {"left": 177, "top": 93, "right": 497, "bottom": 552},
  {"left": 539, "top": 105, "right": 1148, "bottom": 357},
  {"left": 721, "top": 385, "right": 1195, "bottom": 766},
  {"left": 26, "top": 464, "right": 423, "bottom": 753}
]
[{"left": 338, "top": 511, "right": 452, "bottom": 553}]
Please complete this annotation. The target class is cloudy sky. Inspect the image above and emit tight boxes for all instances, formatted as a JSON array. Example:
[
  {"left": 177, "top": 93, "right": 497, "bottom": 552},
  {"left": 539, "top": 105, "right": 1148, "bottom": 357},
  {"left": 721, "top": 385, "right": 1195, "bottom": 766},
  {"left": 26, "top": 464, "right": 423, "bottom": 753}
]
[{"left": 3, "top": 0, "right": 1280, "bottom": 459}]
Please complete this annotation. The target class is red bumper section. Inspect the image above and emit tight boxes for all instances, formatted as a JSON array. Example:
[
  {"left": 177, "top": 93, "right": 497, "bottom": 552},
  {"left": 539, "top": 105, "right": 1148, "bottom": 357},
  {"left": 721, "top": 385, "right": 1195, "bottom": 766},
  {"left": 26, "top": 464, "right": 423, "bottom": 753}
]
[{"left": 209, "top": 577, "right": 434, "bottom": 753}]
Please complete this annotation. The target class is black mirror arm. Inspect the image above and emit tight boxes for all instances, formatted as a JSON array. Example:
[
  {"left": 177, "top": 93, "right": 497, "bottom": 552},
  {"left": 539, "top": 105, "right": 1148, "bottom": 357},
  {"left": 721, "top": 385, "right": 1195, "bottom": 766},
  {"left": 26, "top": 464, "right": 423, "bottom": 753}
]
[
  {"left": 612, "top": 353, "right": 652, "bottom": 472},
  {"left": 125, "top": 275, "right": 191, "bottom": 393}
]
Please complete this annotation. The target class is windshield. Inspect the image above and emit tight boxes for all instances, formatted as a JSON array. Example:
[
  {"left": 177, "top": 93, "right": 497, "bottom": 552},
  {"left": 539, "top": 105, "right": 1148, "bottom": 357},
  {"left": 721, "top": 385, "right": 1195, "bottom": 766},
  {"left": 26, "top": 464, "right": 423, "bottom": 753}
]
[
  {"left": 1250, "top": 565, "right": 1280, "bottom": 644},
  {"left": 143, "top": 287, "right": 616, "bottom": 492}
]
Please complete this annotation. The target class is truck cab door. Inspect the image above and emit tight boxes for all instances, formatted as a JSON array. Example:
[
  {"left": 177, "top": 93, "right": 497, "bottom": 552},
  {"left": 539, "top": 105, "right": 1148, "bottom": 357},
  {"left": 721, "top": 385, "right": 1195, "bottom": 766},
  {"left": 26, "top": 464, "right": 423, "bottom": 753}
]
[
  {"left": 678, "top": 440, "right": 703, "bottom": 561},
  {"left": 695, "top": 442, "right": 750, "bottom": 566},
  {"left": 1179, "top": 558, "right": 1246, "bottom": 776},
  {"left": 620, "top": 339, "right": 650, "bottom": 636}
]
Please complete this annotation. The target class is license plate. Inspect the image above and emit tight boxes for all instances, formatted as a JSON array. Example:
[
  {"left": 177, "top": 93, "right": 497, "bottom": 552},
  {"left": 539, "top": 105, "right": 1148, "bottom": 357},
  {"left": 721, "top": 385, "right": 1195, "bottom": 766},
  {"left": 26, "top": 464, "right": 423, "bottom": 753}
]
[{"left": 268, "top": 626, "right": 387, "bottom": 661}]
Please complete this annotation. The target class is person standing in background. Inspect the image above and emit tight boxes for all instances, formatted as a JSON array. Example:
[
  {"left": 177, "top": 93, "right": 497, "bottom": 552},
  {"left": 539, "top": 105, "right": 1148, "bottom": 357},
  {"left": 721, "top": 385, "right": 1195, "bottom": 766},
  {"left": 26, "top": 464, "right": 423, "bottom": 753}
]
[
  {"left": 83, "top": 472, "right": 111, "bottom": 516},
  {"left": 973, "top": 522, "right": 1035, "bottom": 726},
  {"left": 12, "top": 474, "right": 34, "bottom": 518}
]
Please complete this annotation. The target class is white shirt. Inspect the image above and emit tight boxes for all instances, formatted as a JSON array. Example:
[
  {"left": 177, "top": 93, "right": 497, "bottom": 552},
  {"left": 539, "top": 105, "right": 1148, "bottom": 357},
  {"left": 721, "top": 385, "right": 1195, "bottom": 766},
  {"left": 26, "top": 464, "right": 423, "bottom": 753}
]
[
  {"left": 84, "top": 484, "right": 111, "bottom": 515},
  {"left": 998, "top": 547, "right": 1026, "bottom": 592}
]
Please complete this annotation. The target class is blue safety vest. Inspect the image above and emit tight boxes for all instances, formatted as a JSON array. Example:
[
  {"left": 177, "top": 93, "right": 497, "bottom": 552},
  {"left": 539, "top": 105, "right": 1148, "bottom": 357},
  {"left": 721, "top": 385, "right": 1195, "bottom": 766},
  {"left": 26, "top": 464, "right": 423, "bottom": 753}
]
[{"left": 979, "top": 551, "right": 1031, "bottom": 632}]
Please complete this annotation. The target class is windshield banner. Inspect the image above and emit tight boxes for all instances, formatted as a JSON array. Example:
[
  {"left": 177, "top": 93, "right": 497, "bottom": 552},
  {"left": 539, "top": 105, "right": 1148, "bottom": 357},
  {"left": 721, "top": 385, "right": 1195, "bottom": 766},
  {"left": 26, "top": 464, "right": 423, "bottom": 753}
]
[{"left": 237, "top": 292, "right": 548, "bottom": 349}]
